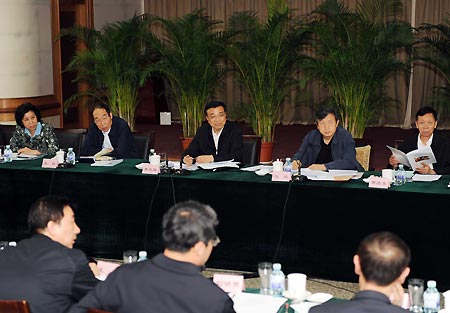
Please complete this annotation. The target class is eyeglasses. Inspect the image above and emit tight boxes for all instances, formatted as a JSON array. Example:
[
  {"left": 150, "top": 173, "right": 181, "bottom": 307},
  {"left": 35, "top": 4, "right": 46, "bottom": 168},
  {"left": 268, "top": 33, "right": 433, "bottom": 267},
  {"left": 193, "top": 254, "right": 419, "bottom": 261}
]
[
  {"left": 211, "top": 236, "right": 220, "bottom": 247},
  {"left": 94, "top": 114, "right": 111, "bottom": 124}
]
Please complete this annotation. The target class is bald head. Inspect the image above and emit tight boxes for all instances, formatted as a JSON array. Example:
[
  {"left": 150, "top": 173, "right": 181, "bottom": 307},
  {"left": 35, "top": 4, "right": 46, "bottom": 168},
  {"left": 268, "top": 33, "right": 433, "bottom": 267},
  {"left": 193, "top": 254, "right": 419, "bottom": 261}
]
[{"left": 357, "top": 232, "right": 410, "bottom": 286}]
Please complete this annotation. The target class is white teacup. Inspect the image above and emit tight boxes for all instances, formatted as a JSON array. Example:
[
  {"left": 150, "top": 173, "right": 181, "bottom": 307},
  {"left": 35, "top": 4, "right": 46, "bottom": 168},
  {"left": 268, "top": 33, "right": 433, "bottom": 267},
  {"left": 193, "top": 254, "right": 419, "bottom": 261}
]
[
  {"left": 382, "top": 169, "right": 394, "bottom": 182},
  {"left": 287, "top": 273, "right": 307, "bottom": 299},
  {"left": 149, "top": 154, "right": 161, "bottom": 165}
]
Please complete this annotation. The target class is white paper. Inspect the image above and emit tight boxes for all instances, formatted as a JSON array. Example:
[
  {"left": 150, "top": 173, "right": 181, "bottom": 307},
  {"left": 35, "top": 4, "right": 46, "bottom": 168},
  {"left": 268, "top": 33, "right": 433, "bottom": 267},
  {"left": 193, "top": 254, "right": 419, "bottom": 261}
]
[
  {"left": 197, "top": 160, "right": 239, "bottom": 170},
  {"left": 91, "top": 159, "right": 123, "bottom": 167},
  {"left": 387, "top": 145, "right": 436, "bottom": 171},
  {"left": 232, "top": 292, "right": 287, "bottom": 313},
  {"left": 412, "top": 174, "right": 442, "bottom": 182},
  {"left": 301, "top": 168, "right": 362, "bottom": 181},
  {"left": 240, "top": 165, "right": 272, "bottom": 172},
  {"left": 290, "top": 301, "right": 320, "bottom": 313}
]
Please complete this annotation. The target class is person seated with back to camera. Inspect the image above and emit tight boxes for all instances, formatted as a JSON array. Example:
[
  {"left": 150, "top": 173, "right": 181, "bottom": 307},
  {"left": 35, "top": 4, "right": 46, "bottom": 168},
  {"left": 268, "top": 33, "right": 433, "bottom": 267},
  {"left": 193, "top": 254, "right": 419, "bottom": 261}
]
[
  {"left": 292, "top": 107, "right": 363, "bottom": 171},
  {"left": 81, "top": 103, "right": 138, "bottom": 159},
  {"left": 388, "top": 106, "right": 450, "bottom": 174},
  {"left": 182, "top": 101, "right": 243, "bottom": 165},
  {"left": 9, "top": 102, "right": 59, "bottom": 157}
]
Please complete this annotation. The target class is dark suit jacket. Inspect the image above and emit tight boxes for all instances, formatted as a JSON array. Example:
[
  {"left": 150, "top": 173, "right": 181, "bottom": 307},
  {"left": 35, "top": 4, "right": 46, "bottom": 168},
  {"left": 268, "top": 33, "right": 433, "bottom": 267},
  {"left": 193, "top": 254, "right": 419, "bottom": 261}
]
[
  {"left": 181, "top": 121, "right": 243, "bottom": 162},
  {"left": 0, "top": 234, "right": 98, "bottom": 313},
  {"left": 81, "top": 116, "right": 138, "bottom": 158},
  {"left": 310, "top": 290, "right": 409, "bottom": 313},
  {"left": 395, "top": 131, "right": 450, "bottom": 174},
  {"left": 70, "top": 253, "right": 236, "bottom": 313}
]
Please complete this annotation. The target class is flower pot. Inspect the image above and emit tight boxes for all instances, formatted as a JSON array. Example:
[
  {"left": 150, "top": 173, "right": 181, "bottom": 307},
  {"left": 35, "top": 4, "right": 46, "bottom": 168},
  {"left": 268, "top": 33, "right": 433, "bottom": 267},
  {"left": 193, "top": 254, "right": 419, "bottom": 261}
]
[
  {"left": 180, "top": 137, "right": 193, "bottom": 151},
  {"left": 260, "top": 141, "right": 274, "bottom": 162}
]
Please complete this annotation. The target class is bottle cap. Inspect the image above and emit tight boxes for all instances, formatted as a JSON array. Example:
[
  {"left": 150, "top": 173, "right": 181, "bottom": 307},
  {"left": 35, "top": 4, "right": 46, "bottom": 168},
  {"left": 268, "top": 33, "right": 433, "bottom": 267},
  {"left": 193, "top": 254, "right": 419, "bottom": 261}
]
[
  {"left": 8, "top": 241, "right": 17, "bottom": 247},
  {"left": 139, "top": 251, "right": 147, "bottom": 257},
  {"left": 273, "top": 263, "right": 281, "bottom": 270},
  {"left": 427, "top": 280, "right": 436, "bottom": 288},
  {"left": 285, "top": 158, "right": 291, "bottom": 161}
]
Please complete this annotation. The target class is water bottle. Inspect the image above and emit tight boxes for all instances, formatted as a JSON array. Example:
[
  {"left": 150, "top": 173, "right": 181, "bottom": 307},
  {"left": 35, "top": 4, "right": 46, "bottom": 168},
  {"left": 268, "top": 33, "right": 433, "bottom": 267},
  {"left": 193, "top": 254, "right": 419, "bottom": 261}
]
[
  {"left": 423, "top": 280, "right": 440, "bottom": 313},
  {"left": 283, "top": 158, "right": 292, "bottom": 173},
  {"left": 66, "top": 147, "right": 76, "bottom": 165},
  {"left": 3, "top": 145, "right": 13, "bottom": 162},
  {"left": 270, "top": 263, "right": 285, "bottom": 296},
  {"left": 395, "top": 164, "right": 406, "bottom": 186},
  {"left": 137, "top": 250, "right": 147, "bottom": 262}
]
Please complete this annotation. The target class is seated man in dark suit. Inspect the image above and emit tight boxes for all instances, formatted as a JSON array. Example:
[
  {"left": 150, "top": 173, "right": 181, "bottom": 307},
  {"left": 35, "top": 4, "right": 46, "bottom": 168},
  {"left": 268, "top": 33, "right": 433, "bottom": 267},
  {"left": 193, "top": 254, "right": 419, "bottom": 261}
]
[
  {"left": 310, "top": 231, "right": 411, "bottom": 313},
  {"left": 389, "top": 106, "right": 450, "bottom": 174},
  {"left": 81, "top": 103, "right": 138, "bottom": 158},
  {"left": 0, "top": 195, "right": 99, "bottom": 313},
  {"left": 182, "top": 101, "right": 243, "bottom": 165},
  {"left": 70, "top": 200, "right": 236, "bottom": 313}
]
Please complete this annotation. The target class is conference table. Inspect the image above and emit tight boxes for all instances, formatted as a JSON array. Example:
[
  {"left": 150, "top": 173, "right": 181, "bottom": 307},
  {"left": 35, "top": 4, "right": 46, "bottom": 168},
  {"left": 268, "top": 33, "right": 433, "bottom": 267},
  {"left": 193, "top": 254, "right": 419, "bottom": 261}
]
[{"left": 1, "top": 158, "right": 450, "bottom": 289}]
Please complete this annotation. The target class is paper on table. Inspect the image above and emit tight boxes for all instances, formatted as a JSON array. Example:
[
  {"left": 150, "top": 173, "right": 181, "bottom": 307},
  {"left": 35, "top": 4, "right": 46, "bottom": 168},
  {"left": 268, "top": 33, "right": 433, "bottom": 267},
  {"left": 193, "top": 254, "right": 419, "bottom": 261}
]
[
  {"left": 240, "top": 165, "right": 272, "bottom": 172},
  {"left": 91, "top": 159, "right": 123, "bottom": 167},
  {"left": 412, "top": 174, "right": 442, "bottom": 182},
  {"left": 290, "top": 301, "right": 320, "bottom": 313},
  {"left": 96, "top": 260, "right": 121, "bottom": 281},
  {"left": 232, "top": 292, "right": 287, "bottom": 313},
  {"left": 197, "top": 160, "right": 239, "bottom": 170},
  {"left": 386, "top": 145, "right": 436, "bottom": 171}
]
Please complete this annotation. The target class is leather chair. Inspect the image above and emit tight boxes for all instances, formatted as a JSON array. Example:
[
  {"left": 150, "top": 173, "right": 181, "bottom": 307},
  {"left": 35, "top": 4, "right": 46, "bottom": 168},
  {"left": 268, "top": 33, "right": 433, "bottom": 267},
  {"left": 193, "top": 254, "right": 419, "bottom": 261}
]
[
  {"left": 54, "top": 128, "right": 87, "bottom": 156},
  {"left": 133, "top": 131, "right": 155, "bottom": 160},
  {"left": 0, "top": 125, "right": 16, "bottom": 146},
  {"left": 242, "top": 135, "right": 262, "bottom": 165},
  {"left": 0, "top": 300, "right": 31, "bottom": 313}
]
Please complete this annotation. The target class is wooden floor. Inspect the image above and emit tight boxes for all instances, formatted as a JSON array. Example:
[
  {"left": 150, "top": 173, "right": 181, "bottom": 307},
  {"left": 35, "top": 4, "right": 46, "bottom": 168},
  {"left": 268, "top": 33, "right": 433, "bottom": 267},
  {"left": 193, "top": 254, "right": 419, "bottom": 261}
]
[{"left": 136, "top": 122, "right": 428, "bottom": 170}]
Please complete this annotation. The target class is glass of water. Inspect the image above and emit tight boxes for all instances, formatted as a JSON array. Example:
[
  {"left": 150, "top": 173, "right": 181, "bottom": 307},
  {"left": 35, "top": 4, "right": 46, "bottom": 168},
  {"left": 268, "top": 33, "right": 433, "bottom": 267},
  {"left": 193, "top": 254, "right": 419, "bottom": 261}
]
[
  {"left": 123, "top": 250, "right": 138, "bottom": 263},
  {"left": 258, "top": 262, "right": 273, "bottom": 295},
  {"left": 408, "top": 278, "right": 424, "bottom": 312}
]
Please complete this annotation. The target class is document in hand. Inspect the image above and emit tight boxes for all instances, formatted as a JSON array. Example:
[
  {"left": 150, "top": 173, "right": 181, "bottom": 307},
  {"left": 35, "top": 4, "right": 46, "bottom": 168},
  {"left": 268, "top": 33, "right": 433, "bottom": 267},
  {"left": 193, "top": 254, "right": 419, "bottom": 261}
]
[{"left": 386, "top": 145, "right": 436, "bottom": 171}]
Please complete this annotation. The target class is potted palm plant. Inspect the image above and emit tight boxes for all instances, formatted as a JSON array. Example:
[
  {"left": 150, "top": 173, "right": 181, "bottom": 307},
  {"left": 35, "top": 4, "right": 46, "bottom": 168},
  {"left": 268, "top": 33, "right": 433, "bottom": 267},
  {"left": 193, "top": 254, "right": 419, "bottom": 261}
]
[
  {"left": 302, "top": 0, "right": 413, "bottom": 138},
  {"left": 225, "top": 0, "right": 309, "bottom": 161},
  {"left": 415, "top": 15, "right": 450, "bottom": 113},
  {"left": 142, "top": 10, "right": 228, "bottom": 148},
  {"left": 60, "top": 14, "right": 158, "bottom": 131}
]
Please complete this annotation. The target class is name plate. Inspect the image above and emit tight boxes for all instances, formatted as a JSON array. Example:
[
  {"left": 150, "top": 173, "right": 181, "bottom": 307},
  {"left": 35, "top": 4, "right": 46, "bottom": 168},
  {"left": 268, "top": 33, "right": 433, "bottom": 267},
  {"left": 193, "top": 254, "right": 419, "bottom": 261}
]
[
  {"left": 213, "top": 273, "right": 245, "bottom": 294},
  {"left": 142, "top": 164, "right": 160, "bottom": 175},
  {"left": 368, "top": 176, "right": 390, "bottom": 189},
  {"left": 272, "top": 171, "right": 291, "bottom": 182},
  {"left": 42, "top": 158, "right": 58, "bottom": 168}
]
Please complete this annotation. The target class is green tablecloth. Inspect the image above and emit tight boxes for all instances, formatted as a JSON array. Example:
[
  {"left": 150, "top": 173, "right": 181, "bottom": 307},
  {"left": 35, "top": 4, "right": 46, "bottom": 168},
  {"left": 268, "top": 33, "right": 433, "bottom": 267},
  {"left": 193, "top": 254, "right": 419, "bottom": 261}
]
[{"left": 1, "top": 159, "right": 450, "bottom": 288}]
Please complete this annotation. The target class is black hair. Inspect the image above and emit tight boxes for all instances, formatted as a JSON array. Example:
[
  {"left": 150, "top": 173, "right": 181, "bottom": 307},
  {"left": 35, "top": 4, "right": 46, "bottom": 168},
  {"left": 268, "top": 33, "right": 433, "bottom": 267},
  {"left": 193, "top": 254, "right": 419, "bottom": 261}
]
[
  {"left": 416, "top": 106, "right": 437, "bottom": 121},
  {"left": 315, "top": 107, "right": 338, "bottom": 122},
  {"left": 357, "top": 231, "right": 410, "bottom": 286},
  {"left": 162, "top": 200, "right": 218, "bottom": 252},
  {"left": 15, "top": 102, "right": 42, "bottom": 128},
  {"left": 204, "top": 101, "right": 226, "bottom": 116},
  {"left": 91, "top": 103, "right": 112, "bottom": 116},
  {"left": 27, "top": 195, "right": 75, "bottom": 234}
]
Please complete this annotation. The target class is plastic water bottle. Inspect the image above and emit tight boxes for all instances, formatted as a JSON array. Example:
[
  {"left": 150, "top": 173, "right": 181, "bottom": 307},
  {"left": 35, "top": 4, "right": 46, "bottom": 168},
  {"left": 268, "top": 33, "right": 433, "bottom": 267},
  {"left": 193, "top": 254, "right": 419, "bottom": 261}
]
[
  {"left": 395, "top": 164, "right": 406, "bottom": 186},
  {"left": 137, "top": 251, "right": 147, "bottom": 262},
  {"left": 284, "top": 158, "right": 292, "bottom": 173},
  {"left": 66, "top": 147, "right": 76, "bottom": 165},
  {"left": 3, "top": 145, "right": 13, "bottom": 162},
  {"left": 423, "top": 280, "right": 440, "bottom": 313},
  {"left": 270, "top": 263, "right": 285, "bottom": 296}
]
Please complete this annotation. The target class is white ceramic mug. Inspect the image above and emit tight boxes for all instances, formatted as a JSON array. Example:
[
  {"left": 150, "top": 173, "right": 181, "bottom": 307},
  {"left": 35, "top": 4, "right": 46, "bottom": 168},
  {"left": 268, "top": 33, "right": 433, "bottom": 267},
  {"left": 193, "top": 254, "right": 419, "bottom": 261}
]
[
  {"left": 287, "top": 273, "right": 307, "bottom": 299},
  {"left": 56, "top": 150, "right": 65, "bottom": 164},
  {"left": 382, "top": 169, "right": 394, "bottom": 181},
  {"left": 272, "top": 160, "right": 283, "bottom": 172},
  {"left": 149, "top": 154, "right": 161, "bottom": 165}
]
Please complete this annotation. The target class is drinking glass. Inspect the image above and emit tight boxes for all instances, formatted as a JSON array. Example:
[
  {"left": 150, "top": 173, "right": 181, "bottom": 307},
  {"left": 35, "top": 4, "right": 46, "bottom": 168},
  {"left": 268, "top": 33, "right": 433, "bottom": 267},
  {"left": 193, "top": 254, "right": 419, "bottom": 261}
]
[
  {"left": 408, "top": 278, "right": 424, "bottom": 313},
  {"left": 123, "top": 250, "right": 138, "bottom": 263},
  {"left": 258, "top": 262, "right": 273, "bottom": 295},
  {"left": 159, "top": 152, "right": 168, "bottom": 168}
]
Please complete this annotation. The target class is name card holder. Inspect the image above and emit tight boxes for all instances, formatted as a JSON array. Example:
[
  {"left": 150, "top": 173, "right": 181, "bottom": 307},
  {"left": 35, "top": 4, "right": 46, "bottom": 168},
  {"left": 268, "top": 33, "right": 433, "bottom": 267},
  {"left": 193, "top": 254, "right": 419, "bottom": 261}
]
[
  {"left": 368, "top": 176, "right": 390, "bottom": 189},
  {"left": 142, "top": 164, "right": 160, "bottom": 175},
  {"left": 42, "top": 158, "right": 58, "bottom": 169},
  {"left": 272, "top": 171, "right": 291, "bottom": 182},
  {"left": 213, "top": 273, "right": 245, "bottom": 294}
]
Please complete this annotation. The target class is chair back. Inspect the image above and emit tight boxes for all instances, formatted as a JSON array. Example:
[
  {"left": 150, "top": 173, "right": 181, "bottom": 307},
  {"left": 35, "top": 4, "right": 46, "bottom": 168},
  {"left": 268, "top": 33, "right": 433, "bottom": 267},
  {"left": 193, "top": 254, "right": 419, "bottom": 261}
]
[
  {"left": 242, "top": 135, "right": 262, "bottom": 165},
  {"left": 133, "top": 131, "right": 155, "bottom": 160},
  {"left": 355, "top": 145, "right": 372, "bottom": 171},
  {"left": 54, "top": 128, "right": 87, "bottom": 156},
  {"left": 0, "top": 125, "right": 16, "bottom": 146},
  {"left": 0, "top": 300, "right": 31, "bottom": 313}
]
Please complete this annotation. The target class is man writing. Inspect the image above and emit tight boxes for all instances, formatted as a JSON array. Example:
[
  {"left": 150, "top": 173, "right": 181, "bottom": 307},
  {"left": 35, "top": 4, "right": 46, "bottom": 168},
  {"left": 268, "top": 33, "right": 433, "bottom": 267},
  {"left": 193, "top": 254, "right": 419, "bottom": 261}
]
[
  {"left": 310, "top": 231, "right": 410, "bottom": 313},
  {"left": 70, "top": 200, "right": 236, "bottom": 313},
  {"left": 0, "top": 195, "right": 99, "bottom": 313},
  {"left": 182, "top": 101, "right": 243, "bottom": 165},
  {"left": 81, "top": 103, "right": 138, "bottom": 159}
]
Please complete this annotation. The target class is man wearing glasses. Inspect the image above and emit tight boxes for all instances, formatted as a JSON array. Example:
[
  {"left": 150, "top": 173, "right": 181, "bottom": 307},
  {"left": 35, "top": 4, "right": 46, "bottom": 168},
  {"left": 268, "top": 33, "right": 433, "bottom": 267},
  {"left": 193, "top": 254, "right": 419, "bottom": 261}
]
[
  {"left": 81, "top": 103, "right": 138, "bottom": 158},
  {"left": 71, "top": 200, "right": 235, "bottom": 313}
]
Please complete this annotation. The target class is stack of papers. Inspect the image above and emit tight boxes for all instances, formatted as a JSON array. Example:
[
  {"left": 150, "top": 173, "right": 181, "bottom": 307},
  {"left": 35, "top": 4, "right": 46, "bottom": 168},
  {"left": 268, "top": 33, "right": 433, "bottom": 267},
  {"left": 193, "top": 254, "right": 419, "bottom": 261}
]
[
  {"left": 232, "top": 292, "right": 287, "bottom": 313},
  {"left": 412, "top": 174, "right": 441, "bottom": 182},
  {"left": 301, "top": 169, "right": 363, "bottom": 181},
  {"left": 91, "top": 159, "right": 123, "bottom": 167}
]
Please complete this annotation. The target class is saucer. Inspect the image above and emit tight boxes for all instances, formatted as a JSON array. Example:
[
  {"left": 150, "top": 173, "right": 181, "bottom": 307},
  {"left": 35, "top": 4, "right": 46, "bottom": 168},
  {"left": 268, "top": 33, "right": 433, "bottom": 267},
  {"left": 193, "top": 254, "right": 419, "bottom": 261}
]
[
  {"left": 306, "top": 292, "right": 333, "bottom": 303},
  {"left": 260, "top": 161, "right": 273, "bottom": 165},
  {"left": 282, "top": 290, "right": 311, "bottom": 301}
]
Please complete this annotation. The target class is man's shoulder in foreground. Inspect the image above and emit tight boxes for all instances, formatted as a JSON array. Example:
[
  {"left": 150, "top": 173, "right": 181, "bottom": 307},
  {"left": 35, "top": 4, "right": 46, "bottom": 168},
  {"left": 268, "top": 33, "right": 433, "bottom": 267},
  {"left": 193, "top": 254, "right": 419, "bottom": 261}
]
[{"left": 310, "top": 290, "right": 408, "bottom": 313}]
